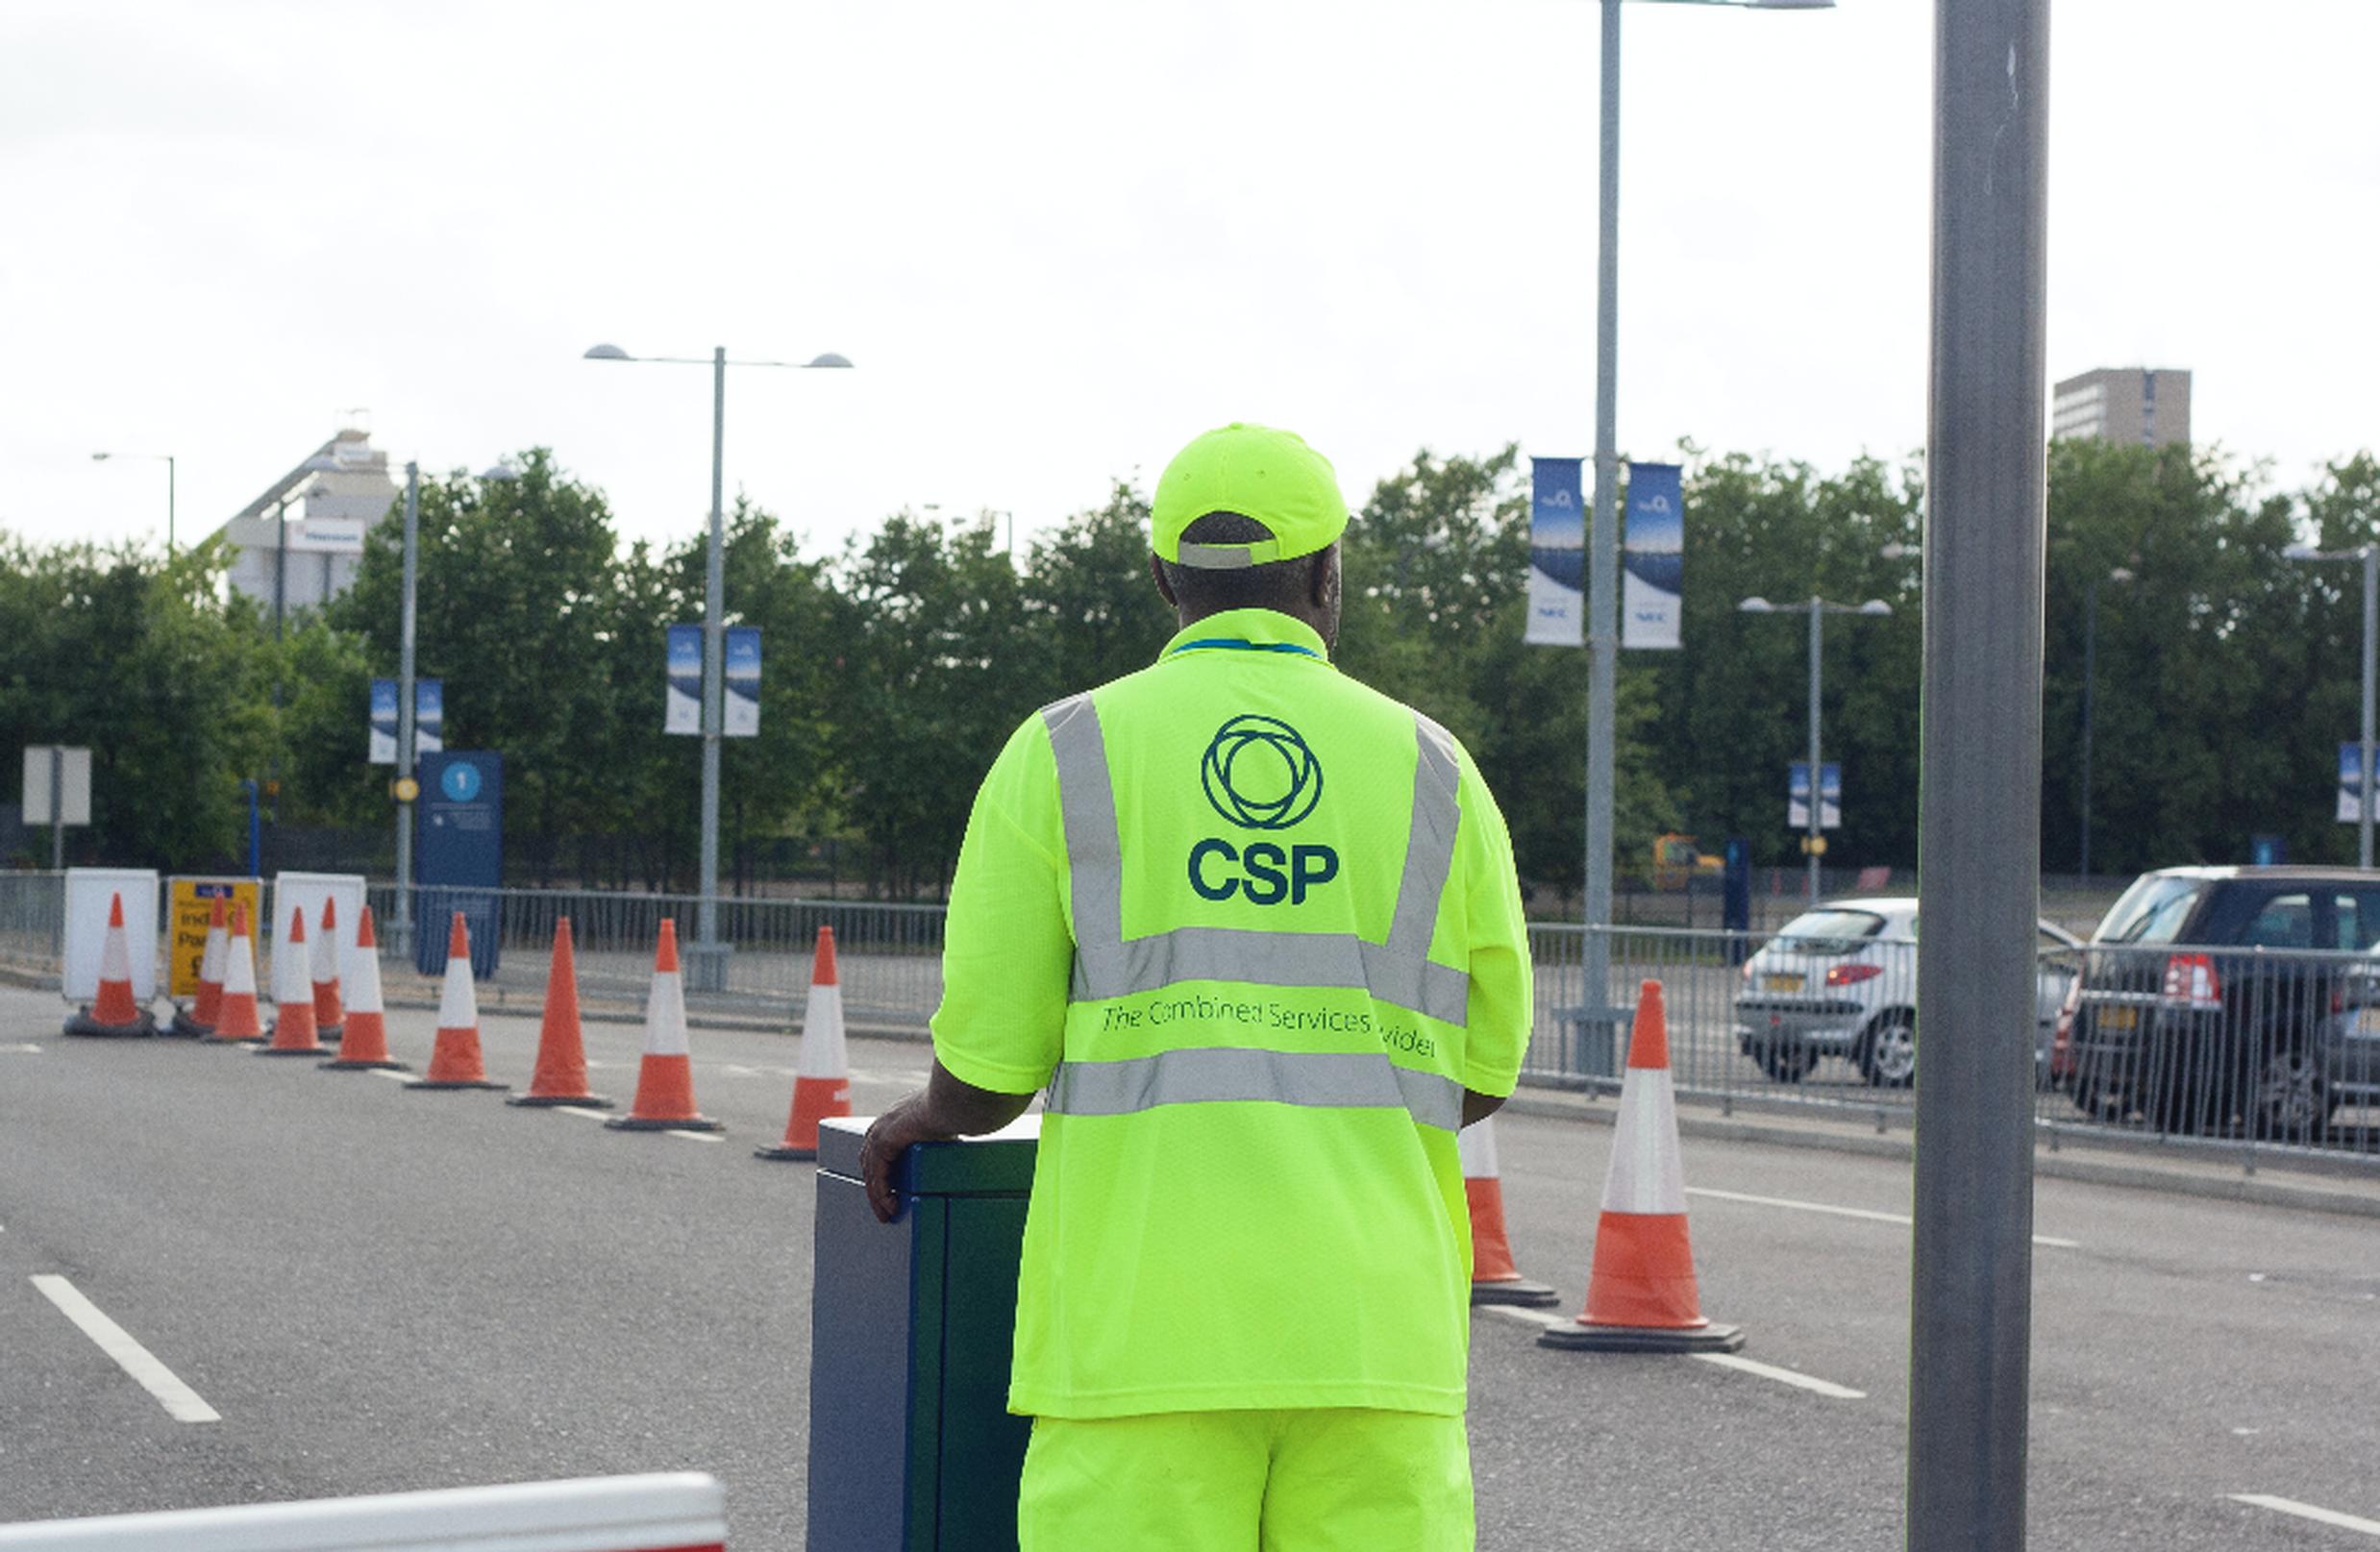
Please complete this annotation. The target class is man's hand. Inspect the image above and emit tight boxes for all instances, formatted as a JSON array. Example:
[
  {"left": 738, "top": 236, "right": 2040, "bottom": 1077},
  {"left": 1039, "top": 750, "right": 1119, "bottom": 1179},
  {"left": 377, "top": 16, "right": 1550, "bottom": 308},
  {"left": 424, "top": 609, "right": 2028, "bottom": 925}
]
[{"left": 857, "top": 1061, "right": 1041, "bottom": 1224}]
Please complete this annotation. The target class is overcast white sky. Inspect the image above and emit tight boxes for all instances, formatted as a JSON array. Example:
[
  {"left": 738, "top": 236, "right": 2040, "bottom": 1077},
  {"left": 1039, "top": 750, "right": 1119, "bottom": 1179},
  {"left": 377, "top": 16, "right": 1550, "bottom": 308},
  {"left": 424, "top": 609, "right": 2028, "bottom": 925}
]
[{"left": 6, "top": 1, "right": 2374, "bottom": 562}]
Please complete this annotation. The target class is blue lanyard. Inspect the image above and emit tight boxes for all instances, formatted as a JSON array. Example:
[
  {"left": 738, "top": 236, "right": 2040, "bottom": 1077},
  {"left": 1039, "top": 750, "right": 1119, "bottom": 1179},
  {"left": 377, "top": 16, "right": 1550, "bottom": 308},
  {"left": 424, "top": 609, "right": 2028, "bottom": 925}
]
[{"left": 1170, "top": 637, "right": 1321, "bottom": 659}]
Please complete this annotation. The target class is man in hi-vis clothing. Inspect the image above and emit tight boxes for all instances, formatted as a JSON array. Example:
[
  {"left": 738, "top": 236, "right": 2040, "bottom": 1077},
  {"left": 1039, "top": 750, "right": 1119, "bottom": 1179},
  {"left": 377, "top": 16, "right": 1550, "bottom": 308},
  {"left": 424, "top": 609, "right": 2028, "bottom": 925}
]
[{"left": 861, "top": 422, "right": 1533, "bottom": 1550}]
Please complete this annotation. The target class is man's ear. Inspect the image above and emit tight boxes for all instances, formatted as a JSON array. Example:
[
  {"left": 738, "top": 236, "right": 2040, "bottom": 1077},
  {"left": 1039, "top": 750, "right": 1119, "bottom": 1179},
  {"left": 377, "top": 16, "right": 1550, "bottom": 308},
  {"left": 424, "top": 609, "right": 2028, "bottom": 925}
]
[
  {"left": 1308, "top": 545, "right": 1338, "bottom": 608},
  {"left": 1150, "top": 552, "right": 1178, "bottom": 608}
]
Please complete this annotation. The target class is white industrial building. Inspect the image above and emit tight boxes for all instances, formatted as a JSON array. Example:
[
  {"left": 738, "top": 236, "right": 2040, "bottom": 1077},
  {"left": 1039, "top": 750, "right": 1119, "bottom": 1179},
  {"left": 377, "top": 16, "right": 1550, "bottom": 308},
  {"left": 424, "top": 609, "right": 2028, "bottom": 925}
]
[{"left": 215, "top": 427, "right": 399, "bottom": 626}]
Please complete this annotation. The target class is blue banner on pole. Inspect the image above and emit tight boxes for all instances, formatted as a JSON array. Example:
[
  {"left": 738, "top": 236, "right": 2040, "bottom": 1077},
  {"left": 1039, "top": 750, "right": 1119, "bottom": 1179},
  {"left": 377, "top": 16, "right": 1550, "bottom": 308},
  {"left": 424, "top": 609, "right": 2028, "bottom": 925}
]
[
  {"left": 2339, "top": 743, "right": 2371, "bottom": 824},
  {"left": 414, "top": 751, "right": 502, "bottom": 978},
  {"left": 369, "top": 678, "right": 398, "bottom": 764},
  {"left": 370, "top": 679, "right": 443, "bottom": 763},
  {"left": 665, "top": 625, "right": 702, "bottom": 735},
  {"left": 1789, "top": 762, "right": 1842, "bottom": 830},
  {"left": 1623, "top": 461, "right": 1683, "bottom": 651},
  {"left": 725, "top": 627, "right": 760, "bottom": 738},
  {"left": 1525, "top": 456, "right": 1586, "bottom": 647}
]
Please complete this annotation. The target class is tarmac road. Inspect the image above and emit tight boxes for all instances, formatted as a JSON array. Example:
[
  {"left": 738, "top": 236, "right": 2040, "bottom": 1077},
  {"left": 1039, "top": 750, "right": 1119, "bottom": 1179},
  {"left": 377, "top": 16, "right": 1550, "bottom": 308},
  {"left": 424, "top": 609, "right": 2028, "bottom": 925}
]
[{"left": 2, "top": 982, "right": 2375, "bottom": 1548}]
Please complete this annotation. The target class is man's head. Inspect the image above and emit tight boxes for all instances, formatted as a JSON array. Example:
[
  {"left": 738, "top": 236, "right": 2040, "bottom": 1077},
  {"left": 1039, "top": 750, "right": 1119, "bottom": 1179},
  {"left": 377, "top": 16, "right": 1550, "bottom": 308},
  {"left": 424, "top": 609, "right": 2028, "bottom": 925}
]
[{"left": 1148, "top": 423, "right": 1348, "bottom": 649}]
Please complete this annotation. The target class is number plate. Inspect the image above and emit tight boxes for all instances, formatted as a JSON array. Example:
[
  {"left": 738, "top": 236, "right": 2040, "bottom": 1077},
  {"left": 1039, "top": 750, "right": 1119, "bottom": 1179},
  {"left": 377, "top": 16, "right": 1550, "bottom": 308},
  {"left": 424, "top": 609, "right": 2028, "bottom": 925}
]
[
  {"left": 2098, "top": 1005, "right": 2139, "bottom": 1031},
  {"left": 1763, "top": 973, "right": 1804, "bottom": 993}
]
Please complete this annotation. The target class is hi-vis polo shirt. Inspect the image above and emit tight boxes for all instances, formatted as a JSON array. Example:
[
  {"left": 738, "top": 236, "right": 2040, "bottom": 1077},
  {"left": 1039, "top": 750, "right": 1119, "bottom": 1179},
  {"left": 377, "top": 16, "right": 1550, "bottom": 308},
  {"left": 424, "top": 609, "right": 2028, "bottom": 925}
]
[{"left": 931, "top": 606, "right": 1533, "bottom": 1420}]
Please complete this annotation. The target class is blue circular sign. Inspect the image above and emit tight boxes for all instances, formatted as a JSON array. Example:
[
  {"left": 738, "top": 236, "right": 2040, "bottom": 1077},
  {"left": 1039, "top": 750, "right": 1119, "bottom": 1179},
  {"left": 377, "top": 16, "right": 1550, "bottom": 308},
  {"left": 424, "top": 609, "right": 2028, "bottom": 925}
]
[{"left": 440, "top": 763, "right": 482, "bottom": 802}]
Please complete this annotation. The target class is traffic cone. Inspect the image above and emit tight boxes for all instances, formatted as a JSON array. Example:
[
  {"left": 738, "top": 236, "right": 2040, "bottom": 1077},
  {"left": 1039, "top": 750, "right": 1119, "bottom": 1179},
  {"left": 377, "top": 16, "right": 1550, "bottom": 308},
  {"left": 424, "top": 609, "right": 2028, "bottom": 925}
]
[
  {"left": 259, "top": 903, "right": 327, "bottom": 1055},
  {"left": 508, "top": 918, "right": 610, "bottom": 1108},
  {"left": 1461, "top": 1117, "right": 1559, "bottom": 1307},
  {"left": 757, "top": 927, "right": 851, "bottom": 1160},
  {"left": 1540, "top": 981, "right": 1744, "bottom": 1353},
  {"left": 168, "top": 896, "right": 227, "bottom": 1038},
  {"left": 607, "top": 920, "right": 721, "bottom": 1133},
  {"left": 310, "top": 898, "right": 345, "bottom": 1044},
  {"left": 322, "top": 904, "right": 406, "bottom": 1072},
  {"left": 407, "top": 912, "right": 506, "bottom": 1091},
  {"left": 63, "top": 892, "right": 158, "bottom": 1037},
  {"left": 210, "top": 904, "right": 264, "bottom": 1043}
]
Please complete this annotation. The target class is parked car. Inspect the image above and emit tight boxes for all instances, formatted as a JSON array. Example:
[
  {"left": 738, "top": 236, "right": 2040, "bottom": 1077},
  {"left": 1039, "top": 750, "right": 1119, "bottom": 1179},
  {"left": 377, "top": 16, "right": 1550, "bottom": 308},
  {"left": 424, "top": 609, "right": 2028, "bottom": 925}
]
[
  {"left": 2064, "top": 866, "right": 2380, "bottom": 1136},
  {"left": 1732, "top": 898, "right": 2080, "bottom": 1087}
]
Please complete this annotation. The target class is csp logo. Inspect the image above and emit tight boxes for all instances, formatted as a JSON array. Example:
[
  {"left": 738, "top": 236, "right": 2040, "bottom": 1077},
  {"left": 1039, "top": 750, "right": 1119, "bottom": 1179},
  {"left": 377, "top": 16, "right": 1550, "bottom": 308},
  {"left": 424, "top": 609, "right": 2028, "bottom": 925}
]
[
  {"left": 1190, "top": 715, "right": 1337, "bottom": 907},
  {"left": 1201, "top": 715, "right": 1324, "bottom": 830}
]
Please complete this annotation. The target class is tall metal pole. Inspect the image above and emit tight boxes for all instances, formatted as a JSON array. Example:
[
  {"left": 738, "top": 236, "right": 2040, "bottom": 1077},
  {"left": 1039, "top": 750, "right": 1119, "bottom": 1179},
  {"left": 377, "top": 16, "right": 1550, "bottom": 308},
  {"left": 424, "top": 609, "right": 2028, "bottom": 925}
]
[
  {"left": 50, "top": 747, "right": 64, "bottom": 871},
  {"left": 393, "top": 461, "right": 420, "bottom": 956},
  {"left": 697, "top": 345, "right": 728, "bottom": 981},
  {"left": 1806, "top": 600, "right": 1823, "bottom": 904},
  {"left": 2079, "top": 577, "right": 2097, "bottom": 877},
  {"left": 2361, "top": 547, "right": 2375, "bottom": 869},
  {"left": 165, "top": 456, "right": 176, "bottom": 556},
  {"left": 1581, "top": 0, "right": 1623, "bottom": 1050},
  {"left": 1908, "top": 0, "right": 2048, "bottom": 1547}
]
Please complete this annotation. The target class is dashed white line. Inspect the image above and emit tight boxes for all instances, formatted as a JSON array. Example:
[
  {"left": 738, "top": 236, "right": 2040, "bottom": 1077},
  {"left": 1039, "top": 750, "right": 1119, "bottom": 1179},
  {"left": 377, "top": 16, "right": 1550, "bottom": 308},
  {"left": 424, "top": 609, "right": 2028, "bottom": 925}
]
[
  {"left": 669, "top": 1129, "right": 725, "bottom": 1144},
  {"left": 2231, "top": 1495, "right": 2380, "bottom": 1536},
  {"left": 365, "top": 1068, "right": 413, "bottom": 1083},
  {"left": 1475, "top": 1305, "right": 1864, "bottom": 1398},
  {"left": 555, "top": 1106, "right": 610, "bottom": 1121},
  {"left": 1686, "top": 1186, "right": 2080, "bottom": 1249},
  {"left": 30, "top": 1275, "right": 220, "bottom": 1423}
]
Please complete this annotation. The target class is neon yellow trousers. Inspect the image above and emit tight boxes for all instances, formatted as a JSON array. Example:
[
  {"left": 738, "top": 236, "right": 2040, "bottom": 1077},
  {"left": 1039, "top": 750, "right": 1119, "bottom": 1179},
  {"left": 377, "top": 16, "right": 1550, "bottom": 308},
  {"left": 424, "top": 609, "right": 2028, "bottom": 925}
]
[{"left": 1017, "top": 1408, "right": 1474, "bottom": 1551}]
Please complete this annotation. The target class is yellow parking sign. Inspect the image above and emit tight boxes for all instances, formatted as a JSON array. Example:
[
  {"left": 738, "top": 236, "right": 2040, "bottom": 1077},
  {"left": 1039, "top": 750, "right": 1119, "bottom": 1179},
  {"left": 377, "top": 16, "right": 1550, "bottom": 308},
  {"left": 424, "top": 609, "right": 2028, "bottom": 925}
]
[{"left": 167, "top": 876, "right": 260, "bottom": 998}]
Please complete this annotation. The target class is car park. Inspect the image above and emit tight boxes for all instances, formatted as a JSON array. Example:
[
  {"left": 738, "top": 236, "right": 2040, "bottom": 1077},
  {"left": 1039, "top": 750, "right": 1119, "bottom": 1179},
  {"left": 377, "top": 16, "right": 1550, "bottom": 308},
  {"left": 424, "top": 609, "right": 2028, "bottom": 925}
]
[
  {"left": 1732, "top": 898, "right": 2079, "bottom": 1087},
  {"left": 2063, "top": 866, "right": 2380, "bottom": 1137}
]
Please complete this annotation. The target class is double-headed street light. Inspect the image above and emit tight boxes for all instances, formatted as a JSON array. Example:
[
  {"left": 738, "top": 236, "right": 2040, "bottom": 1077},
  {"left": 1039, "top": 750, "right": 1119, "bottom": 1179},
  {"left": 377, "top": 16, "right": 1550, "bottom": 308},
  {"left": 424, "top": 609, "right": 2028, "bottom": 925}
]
[
  {"left": 583, "top": 343, "right": 854, "bottom": 990},
  {"left": 1578, "top": 0, "right": 1834, "bottom": 1024},
  {"left": 2285, "top": 542, "right": 2378, "bottom": 869},
  {"left": 90, "top": 451, "right": 177, "bottom": 554},
  {"left": 1738, "top": 594, "right": 1892, "bottom": 903}
]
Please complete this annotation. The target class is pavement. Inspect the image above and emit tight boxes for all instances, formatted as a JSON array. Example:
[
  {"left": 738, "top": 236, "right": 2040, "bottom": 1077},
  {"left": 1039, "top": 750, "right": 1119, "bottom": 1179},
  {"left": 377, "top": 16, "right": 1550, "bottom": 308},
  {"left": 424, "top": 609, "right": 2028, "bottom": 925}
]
[{"left": 3, "top": 983, "right": 2377, "bottom": 1548}]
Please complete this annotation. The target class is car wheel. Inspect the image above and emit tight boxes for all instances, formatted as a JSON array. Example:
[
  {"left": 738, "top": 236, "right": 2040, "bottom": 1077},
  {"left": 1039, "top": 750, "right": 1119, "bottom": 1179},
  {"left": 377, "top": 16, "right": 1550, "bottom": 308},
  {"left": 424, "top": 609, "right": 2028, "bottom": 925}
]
[
  {"left": 1754, "top": 1046, "right": 1814, "bottom": 1084},
  {"left": 2248, "top": 1047, "right": 2330, "bottom": 1140},
  {"left": 1859, "top": 1013, "right": 1917, "bottom": 1088}
]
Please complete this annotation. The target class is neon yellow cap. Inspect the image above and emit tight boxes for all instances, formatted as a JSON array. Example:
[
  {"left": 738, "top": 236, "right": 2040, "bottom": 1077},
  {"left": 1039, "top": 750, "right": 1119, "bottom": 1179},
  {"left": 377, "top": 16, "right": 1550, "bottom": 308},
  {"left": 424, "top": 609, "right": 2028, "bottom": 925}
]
[{"left": 1151, "top": 423, "right": 1350, "bottom": 569}]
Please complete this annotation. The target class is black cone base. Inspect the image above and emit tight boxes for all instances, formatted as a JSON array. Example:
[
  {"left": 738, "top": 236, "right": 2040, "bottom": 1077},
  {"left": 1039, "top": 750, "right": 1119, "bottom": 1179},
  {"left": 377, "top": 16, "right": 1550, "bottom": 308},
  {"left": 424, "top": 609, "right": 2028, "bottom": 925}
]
[
  {"left": 1537, "top": 1319, "right": 1746, "bottom": 1354},
  {"left": 606, "top": 1115, "right": 723, "bottom": 1132},
  {"left": 165, "top": 1011, "right": 211, "bottom": 1039},
  {"left": 508, "top": 1094, "right": 614, "bottom": 1109},
  {"left": 1472, "top": 1277, "right": 1563, "bottom": 1309},
  {"left": 405, "top": 1078, "right": 509, "bottom": 1091},
  {"left": 63, "top": 1009, "right": 159, "bottom": 1039},
  {"left": 754, "top": 1143, "right": 818, "bottom": 1162},
  {"left": 321, "top": 1057, "right": 409, "bottom": 1072},
  {"left": 256, "top": 1045, "right": 329, "bottom": 1057}
]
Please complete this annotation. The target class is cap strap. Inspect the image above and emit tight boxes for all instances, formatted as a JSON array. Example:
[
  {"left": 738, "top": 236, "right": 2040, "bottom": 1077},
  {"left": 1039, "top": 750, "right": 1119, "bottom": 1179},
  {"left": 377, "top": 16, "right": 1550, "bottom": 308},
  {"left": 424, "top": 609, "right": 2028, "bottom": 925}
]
[{"left": 1176, "top": 539, "right": 1282, "bottom": 569}]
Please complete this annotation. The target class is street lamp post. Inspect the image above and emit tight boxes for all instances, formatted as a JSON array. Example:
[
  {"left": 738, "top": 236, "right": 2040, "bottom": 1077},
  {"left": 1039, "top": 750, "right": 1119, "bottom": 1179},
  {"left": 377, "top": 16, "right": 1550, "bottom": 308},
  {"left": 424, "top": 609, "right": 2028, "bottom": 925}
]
[
  {"left": 1579, "top": 0, "right": 1834, "bottom": 1030},
  {"left": 1738, "top": 595, "right": 1892, "bottom": 903},
  {"left": 2285, "top": 543, "right": 2378, "bottom": 868},
  {"left": 2078, "top": 566, "right": 2135, "bottom": 878},
  {"left": 90, "top": 451, "right": 176, "bottom": 554},
  {"left": 584, "top": 343, "right": 853, "bottom": 990}
]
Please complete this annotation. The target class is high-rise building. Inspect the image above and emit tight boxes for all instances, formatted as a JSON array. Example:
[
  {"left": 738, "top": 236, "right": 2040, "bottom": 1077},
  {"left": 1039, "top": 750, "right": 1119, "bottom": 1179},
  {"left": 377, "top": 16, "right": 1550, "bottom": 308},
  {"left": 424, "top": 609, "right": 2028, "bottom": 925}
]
[
  {"left": 2050, "top": 367, "right": 2191, "bottom": 448},
  {"left": 214, "top": 428, "right": 399, "bottom": 627}
]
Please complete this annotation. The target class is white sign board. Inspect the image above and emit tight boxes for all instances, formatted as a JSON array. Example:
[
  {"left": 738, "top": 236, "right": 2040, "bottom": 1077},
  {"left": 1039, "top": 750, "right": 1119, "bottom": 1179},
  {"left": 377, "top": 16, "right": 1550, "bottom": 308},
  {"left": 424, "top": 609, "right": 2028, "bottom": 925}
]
[
  {"left": 62, "top": 869, "right": 158, "bottom": 1003},
  {"left": 21, "top": 747, "right": 92, "bottom": 825},
  {"left": 271, "top": 872, "right": 369, "bottom": 989},
  {"left": 286, "top": 517, "right": 367, "bottom": 554}
]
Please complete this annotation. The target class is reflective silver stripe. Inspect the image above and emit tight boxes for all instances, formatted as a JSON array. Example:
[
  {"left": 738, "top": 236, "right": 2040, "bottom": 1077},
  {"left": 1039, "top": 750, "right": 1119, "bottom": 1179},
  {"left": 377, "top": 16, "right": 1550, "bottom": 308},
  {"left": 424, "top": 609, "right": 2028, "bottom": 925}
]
[
  {"left": 1176, "top": 541, "right": 1278, "bottom": 569},
  {"left": 1043, "top": 694, "right": 1122, "bottom": 949},
  {"left": 1071, "top": 927, "right": 1469, "bottom": 1025},
  {"left": 1048, "top": 1047, "right": 1465, "bottom": 1132},
  {"left": 1387, "top": 715, "right": 1462, "bottom": 959}
]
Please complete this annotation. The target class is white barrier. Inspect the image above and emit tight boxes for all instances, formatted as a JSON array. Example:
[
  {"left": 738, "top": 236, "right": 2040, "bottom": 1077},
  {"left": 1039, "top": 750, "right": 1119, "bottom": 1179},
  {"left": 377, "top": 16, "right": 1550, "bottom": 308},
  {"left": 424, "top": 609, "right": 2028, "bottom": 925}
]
[
  {"left": 271, "top": 871, "right": 367, "bottom": 991},
  {"left": 0, "top": 1472, "right": 725, "bottom": 1552},
  {"left": 60, "top": 869, "right": 157, "bottom": 1003}
]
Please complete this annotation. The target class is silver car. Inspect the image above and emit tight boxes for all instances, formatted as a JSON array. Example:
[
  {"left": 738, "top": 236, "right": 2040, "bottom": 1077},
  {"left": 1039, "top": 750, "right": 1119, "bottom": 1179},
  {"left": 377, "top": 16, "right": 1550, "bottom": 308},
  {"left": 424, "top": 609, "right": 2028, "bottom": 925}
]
[{"left": 1732, "top": 898, "right": 2080, "bottom": 1087}]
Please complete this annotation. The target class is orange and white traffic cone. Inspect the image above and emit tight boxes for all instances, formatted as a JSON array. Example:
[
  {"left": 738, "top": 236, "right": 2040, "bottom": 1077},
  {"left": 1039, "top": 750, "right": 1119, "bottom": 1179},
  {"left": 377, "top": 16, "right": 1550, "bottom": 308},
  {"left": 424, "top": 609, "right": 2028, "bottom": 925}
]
[
  {"left": 1539, "top": 980, "right": 1743, "bottom": 1352},
  {"left": 259, "top": 903, "right": 327, "bottom": 1055},
  {"left": 310, "top": 897, "right": 345, "bottom": 1044},
  {"left": 168, "top": 896, "right": 227, "bottom": 1038},
  {"left": 210, "top": 904, "right": 264, "bottom": 1043},
  {"left": 607, "top": 920, "right": 720, "bottom": 1133},
  {"left": 756, "top": 926, "right": 851, "bottom": 1161},
  {"left": 407, "top": 912, "right": 507, "bottom": 1091},
  {"left": 1461, "top": 1117, "right": 1559, "bottom": 1307},
  {"left": 322, "top": 904, "right": 406, "bottom": 1072},
  {"left": 64, "top": 892, "right": 158, "bottom": 1037},
  {"left": 508, "top": 917, "right": 610, "bottom": 1108}
]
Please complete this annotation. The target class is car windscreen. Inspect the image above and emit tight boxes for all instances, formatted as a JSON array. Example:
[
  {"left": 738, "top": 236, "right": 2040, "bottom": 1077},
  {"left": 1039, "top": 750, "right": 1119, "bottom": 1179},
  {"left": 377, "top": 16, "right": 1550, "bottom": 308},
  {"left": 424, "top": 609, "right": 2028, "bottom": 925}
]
[
  {"left": 2094, "top": 875, "right": 2204, "bottom": 945},
  {"left": 1773, "top": 908, "right": 1888, "bottom": 955}
]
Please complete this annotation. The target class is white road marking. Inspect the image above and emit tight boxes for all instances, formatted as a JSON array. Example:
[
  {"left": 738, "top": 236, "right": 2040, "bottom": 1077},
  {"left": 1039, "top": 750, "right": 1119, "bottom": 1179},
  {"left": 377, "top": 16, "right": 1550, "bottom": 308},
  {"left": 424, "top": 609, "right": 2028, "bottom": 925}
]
[
  {"left": 555, "top": 1106, "right": 610, "bottom": 1121},
  {"left": 1686, "top": 1186, "right": 2080, "bottom": 1249},
  {"left": 2231, "top": 1495, "right": 2380, "bottom": 1536},
  {"left": 5, "top": 1041, "right": 43, "bottom": 1053},
  {"left": 30, "top": 1275, "right": 220, "bottom": 1423},
  {"left": 365, "top": 1069, "right": 412, "bottom": 1082},
  {"left": 1691, "top": 1351, "right": 1868, "bottom": 1400},
  {"left": 669, "top": 1128, "right": 725, "bottom": 1143},
  {"left": 1475, "top": 1305, "right": 1866, "bottom": 1399}
]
